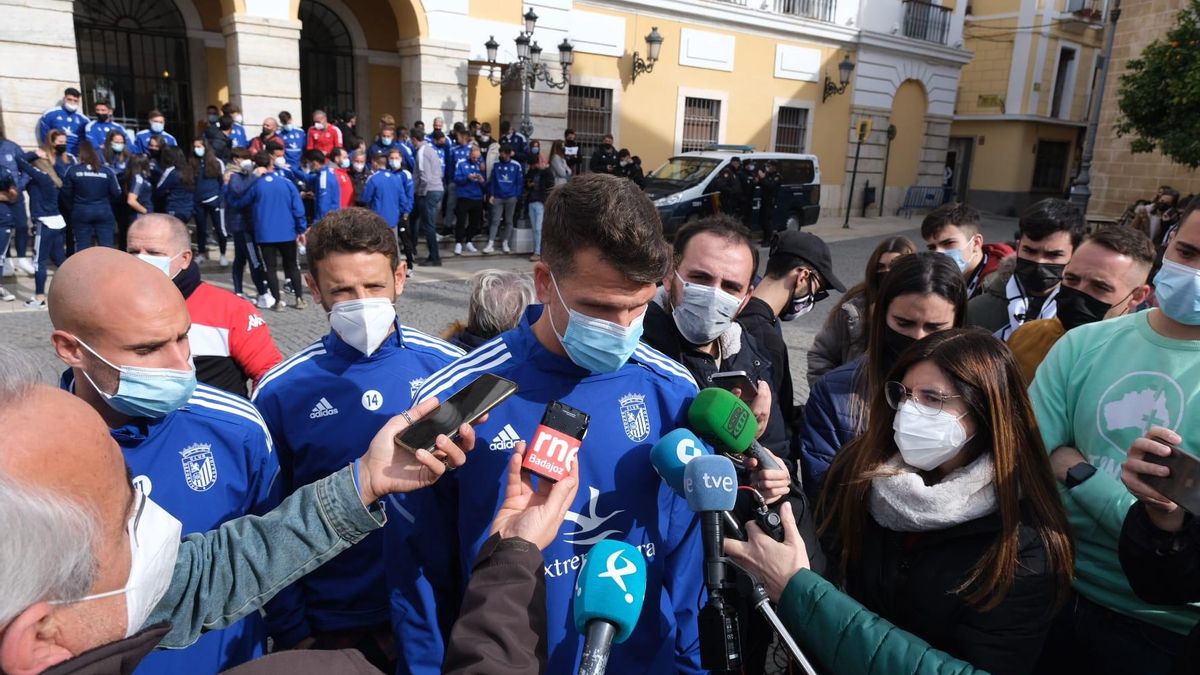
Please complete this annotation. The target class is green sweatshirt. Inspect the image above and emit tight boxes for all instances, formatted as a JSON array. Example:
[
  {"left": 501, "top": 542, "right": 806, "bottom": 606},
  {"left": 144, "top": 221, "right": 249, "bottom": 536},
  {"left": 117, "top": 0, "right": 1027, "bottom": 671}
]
[{"left": 1029, "top": 310, "right": 1200, "bottom": 636}]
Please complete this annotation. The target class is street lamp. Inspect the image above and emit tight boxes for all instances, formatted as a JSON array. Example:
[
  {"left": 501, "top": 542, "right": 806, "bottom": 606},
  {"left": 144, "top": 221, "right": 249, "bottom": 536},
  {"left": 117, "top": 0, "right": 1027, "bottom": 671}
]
[
  {"left": 484, "top": 7, "right": 573, "bottom": 138},
  {"left": 822, "top": 54, "right": 856, "bottom": 103},
  {"left": 631, "top": 27, "right": 665, "bottom": 82}
]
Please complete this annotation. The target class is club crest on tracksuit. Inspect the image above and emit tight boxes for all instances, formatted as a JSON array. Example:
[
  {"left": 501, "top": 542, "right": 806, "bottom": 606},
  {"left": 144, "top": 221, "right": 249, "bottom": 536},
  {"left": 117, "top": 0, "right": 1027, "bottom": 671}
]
[
  {"left": 619, "top": 393, "right": 650, "bottom": 442},
  {"left": 180, "top": 443, "right": 218, "bottom": 492}
]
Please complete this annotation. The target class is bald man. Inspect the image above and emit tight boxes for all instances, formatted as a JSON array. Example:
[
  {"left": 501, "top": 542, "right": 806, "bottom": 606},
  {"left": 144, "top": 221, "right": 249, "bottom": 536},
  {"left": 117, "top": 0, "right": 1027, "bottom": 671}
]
[
  {"left": 0, "top": 345, "right": 479, "bottom": 675},
  {"left": 127, "top": 213, "right": 282, "bottom": 397},
  {"left": 47, "top": 248, "right": 280, "bottom": 675}
]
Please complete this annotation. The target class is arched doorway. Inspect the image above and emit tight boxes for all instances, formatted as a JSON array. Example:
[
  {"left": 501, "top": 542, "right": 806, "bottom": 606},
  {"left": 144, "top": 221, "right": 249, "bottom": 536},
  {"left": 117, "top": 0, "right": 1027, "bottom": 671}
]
[
  {"left": 74, "top": 0, "right": 192, "bottom": 140},
  {"left": 299, "top": 0, "right": 357, "bottom": 126},
  {"left": 886, "top": 80, "right": 929, "bottom": 190}
]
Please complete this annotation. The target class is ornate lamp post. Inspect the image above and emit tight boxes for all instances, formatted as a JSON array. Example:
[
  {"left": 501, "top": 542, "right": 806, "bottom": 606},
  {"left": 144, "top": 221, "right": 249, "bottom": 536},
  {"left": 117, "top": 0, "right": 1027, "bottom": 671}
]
[{"left": 484, "top": 8, "right": 574, "bottom": 137}]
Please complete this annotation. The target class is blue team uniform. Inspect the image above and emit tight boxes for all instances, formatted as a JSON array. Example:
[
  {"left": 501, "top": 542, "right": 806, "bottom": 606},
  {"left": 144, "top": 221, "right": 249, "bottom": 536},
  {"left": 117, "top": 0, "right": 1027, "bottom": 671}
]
[
  {"left": 445, "top": 142, "right": 471, "bottom": 184},
  {"left": 499, "top": 131, "right": 528, "bottom": 163},
  {"left": 0, "top": 167, "right": 15, "bottom": 234},
  {"left": 132, "top": 129, "right": 179, "bottom": 156},
  {"left": 61, "top": 375, "right": 280, "bottom": 675},
  {"left": 453, "top": 159, "right": 485, "bottom": 202},
  {"left": 312, "top": 165, "right": 341, "bottom": 220},
  {"left": 488, "top": 158, "right": 524, "bottom": 200},
  {"left": 361, "top": 169, "right": 413, "bottom": 228},
  {"left": 230, "top": 122, "right": 249, "bottom": 148},
  {"left": 226, "top": 172, "right": 305, "bottom": 244},
  {"left": 386, "top": 305, "right": 705, "bottom": 675},
  {"left": 278, "top": 127, "right": 306, "bottom": 170},
  {"left": 37, "top": 105, "right": 90, "bottom": 155},
  {"left": 0, "top": 139, "right": 29, "bottom": 233},
  {"left": 61, "top": 163, "right": 121, "bottom": 249},
  {"left": 154, "top": 166, "right": 194, "bottom": 222},
  {"left": 85, "top": 119, "right": 130, "bottom": 153},
  {"left": 251, "top": 322, "right": 463, "bottom": 647}
]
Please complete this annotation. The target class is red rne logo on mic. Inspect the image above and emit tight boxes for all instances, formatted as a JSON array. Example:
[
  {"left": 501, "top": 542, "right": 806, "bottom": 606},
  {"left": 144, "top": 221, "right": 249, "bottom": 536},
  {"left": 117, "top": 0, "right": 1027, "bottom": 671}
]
[{"left": 522, "top": 424, "right": 580, "bottom": 481}]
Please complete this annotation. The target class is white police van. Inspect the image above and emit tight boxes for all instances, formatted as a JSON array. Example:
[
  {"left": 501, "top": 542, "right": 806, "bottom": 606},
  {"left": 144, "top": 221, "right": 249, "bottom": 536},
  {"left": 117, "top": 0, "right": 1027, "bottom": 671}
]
[{"left": 644, "top": 147, "right": 822, "bottom": 235}]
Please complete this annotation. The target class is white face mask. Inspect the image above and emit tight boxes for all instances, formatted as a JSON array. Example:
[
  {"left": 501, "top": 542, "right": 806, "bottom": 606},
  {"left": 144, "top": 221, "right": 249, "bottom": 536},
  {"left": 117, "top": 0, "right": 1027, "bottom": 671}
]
[
  {"left": 329, "top": 297, "right": 396, "bottom": 356},
  {"left": 136, "top": 252, "right": 184, "bottom": 278},
  {"left": 670, "top": 271, "right": 744, "bottom": 344},
  {"left": 193, "top": 147, "right": 205, "bottom": 158},
  {"left": 233, "top": 113, "right": 243, "bottom": 124},
  {"left": 389, "top": 159, "right": 403, "bottom": 171},
  {"left": 239, "top": 159, "right": 254, "bottom": 172},
  {"left": 64, "top": 102, "right": 78, "bottom": 113},
  {"left": 53, "top": 490, "right": 181, "bottom": 637},
  {"left": 892, "top": 400, "right": 973, "bottom": 471},
  {"left": 273, "top": 156, "right": 287, "bottom": 169},
  {"left": 315, "top": 122, "right": 326, "bottom": 130},
  {"left": 352, "top": 162, "right": 366, "bottom": 172}
]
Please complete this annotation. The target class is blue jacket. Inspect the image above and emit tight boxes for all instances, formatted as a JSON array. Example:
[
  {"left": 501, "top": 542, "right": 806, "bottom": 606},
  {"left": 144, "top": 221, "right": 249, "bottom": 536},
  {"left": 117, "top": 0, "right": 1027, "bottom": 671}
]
[
  {"left": 387, "top": 305, "right": 705, "bottom": 675},
  {"left": 37, "top": 105, "right": 90, "bottom": 155},
  {"left": 799, "top": 357, "right": 862, "bottom": 499},
  {"left": 230, "top": 122, "right": 249, "bottom": 148},
  {"left": 227, "top": 171, "right": 306, "bottom": 244},
  {"left": 362, "top": 169, "right": 413, "bottom": 227},
  {"left": 223, "top": 170, "right": 256, "bottom": 235},
  {"left": 278, "top": 127, "right": 306, "bottom": 170},
  {"left": 130, "top": 172, "right": 154, "bottom": 216},
  {"left": 61, "top": 374, "right": 281, "bottom": 675},
  {"left": 133, "top": 129, "right": 179, "bottom": 156},
  {"left": 194, "top": 159, "right": 225, "bottom": 207},
  {"left": 446, "top": 142, "right": 471, "bottom": 183},
  {"left": 0, "top": 167, "right": 14, "bottom": 228},
  {"left": 499, "top": 132, "right": 528, "bottom": 163},
  {"left": 252, "top": 322, "right": 463, "bottom": 645},
  {"left": 488, "top": 158, "right": 524, "bottom": 200},
  {"left": 61, "top": 164, "right": 120, "bottom": 215},
  {"left": 312, "top": 165, "right": 341, "bottom": 220},
  {"left": 453, "top": 158, "right": 485, "bottom": 202},
  {"left": 85, "top": 119, "right": 130, "bottom": 153},
  {"left": 154, "top": 167, "right": 194, "bottom": 218},
  {"left": 0, "top": 139, "right": 30, "bottom": 191},
  {"left": 16, "top": 155, "right": 60, "bottom": 219}
]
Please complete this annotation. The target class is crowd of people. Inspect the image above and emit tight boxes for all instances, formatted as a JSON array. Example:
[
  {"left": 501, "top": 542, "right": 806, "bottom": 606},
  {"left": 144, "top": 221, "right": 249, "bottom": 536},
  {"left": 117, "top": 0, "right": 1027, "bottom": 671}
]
[
  {"left": 3, "top": 88, "right": 1200, "bottom": 675},
  {"left": 0, "top": 89, "right": 644, "bottom": 310}
]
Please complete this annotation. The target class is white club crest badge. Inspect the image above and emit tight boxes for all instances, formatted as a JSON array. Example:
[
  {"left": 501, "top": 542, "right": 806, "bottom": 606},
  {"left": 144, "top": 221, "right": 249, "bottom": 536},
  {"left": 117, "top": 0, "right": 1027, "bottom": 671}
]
[
  {"left": 619, "top": 393, "right": 650, "bottom": 443},
  {"left": 180, "top": 443, "right": 218, "bottom": 492}
]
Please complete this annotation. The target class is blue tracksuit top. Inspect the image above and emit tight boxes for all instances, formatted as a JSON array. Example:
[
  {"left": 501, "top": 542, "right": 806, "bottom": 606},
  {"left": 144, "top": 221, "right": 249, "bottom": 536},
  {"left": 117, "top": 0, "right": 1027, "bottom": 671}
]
[
  {"left": 252, "top": 321, "right": 463, "bottom": 645},
  {"left": 387, "top": 305, "right": 705, "bottom": 675},
  {"left": 61, "top": 374, "right": 280, "bottom": 675},
  {"left": 194, "top": 159, "right": 225, "bottom": 206},
  {"left": 0, "top": 139, "right": 30, "bottom": 191},
  {"left": 453, "top": 158, "right": 485, "bottom": 201},
  {"left": 130, "top": 173, "right": 154, "bottom": 215},
  {"left": 132, "top": 129, "right": 179, "bottom": 156},
  {"left": 230, "top": 122, "right": 249, "bottom": 148},
  {"left": 223, "top": 171, "right": 255, "bottom": 235},
  {"left": 61, "top": 164, "right": 120, "bottom": 216},
  {"left": 500, "top": 132, "right": 528, "bottom": 162},
  {"left": 85, "top": 119, "right": 130, "bottom": 153},
  {"left": 0, "top": 167, "right": 14, "bottom": 228},
  {"left": 446, "top": 142, "right": 471, "bottom": 182},
  {"left": 278, "top": 127, "right": 306, "bottom": 170},
  {"left": 17, "top": 155, "right": 60, "bottom": 219},
  {"left": 361, "top": 169, "right": 413, "bottom": 227},
  {"left": 37, "top": 105, "right": 90, "bottom": 155},
  {"left": 488, "top": 158, "right": 524, "bottom": 200},
  {"left": 227, "top": 171, "right": 306, "bottom": 244},
  {"left": 154, "top": 167, "right": 194, "bottom": 218},
  {"left": 313, "top": 165, "right": 341, "bottom": 220}
]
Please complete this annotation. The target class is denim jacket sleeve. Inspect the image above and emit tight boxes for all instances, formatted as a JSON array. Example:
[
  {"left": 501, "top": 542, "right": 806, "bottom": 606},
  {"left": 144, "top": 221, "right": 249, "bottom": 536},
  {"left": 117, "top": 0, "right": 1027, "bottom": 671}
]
[{"left": 147, "top": 464, "right": 387, "bottom": 649}]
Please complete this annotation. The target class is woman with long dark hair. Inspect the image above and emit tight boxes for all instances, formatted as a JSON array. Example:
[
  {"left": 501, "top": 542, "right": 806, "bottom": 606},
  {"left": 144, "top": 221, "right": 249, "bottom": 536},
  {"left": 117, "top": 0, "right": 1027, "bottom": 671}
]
[
  {"left": 155, "top": 145, "right": 195, "bottom": 230},
  {"left": 60, "top": 140, "right": 120, "bottom": 250},
  {"left": 190, "top": 137, "right": 228, "bottom": 264},
  {"left": 103, "top": 129, "right": 131, "bottom": 174},
  {"left": 807, "top": 235, "right": 917, "bottom": 385},
  {"left": 728, "top": 329, "right": 1075, "bottom": 675},
  {"left": 800, "top": 251, "right": 966, "bottom": 496}
]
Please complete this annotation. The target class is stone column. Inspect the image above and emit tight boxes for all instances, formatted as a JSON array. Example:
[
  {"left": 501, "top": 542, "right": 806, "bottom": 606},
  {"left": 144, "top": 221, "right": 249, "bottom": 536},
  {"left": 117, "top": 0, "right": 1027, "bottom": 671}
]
[
  {"left": 499, "top": 65, "right": 568, "bottom": 145},
  {"left": 221, "top": 14, "right": 302, "bottom": 137},
  {"left": 398, "top": 37, "right": 470, "bottom": 129},
  {"left": 0, "top": 0, "right": 80, "bottom": 147}
]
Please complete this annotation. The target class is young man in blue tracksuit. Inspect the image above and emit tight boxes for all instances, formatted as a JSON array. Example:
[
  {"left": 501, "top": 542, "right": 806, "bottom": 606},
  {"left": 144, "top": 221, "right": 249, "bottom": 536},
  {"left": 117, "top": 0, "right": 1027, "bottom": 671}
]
[
  {"left": 223, "top": 148, "right": 271, "bottom": 304},
  {"left": 132, "top": 110, "right": 179, "bottom": 155},
  {"left": 252, "top": 208, "right": 463, "bottom": 668},
  {"left": 484, "top": 144, "right": 524, "bottom": 254},
  {"left": 0, "top": 129, "right": 33, "bottom": 272},
  {"left": 386, "top": 173, "right": 705, "bottom": 675},
  {"left": 49, "top": 249, "right": 280, "bottom": 675},
  {"left": 0, "top": 166, "right": 17, "bottom": 301},
  {"left": 37, "top": 87, "right": 90, "bottom": 155},
  {"left": 362, "top": 151, "right": 415, "bottom": 266},
  {"left": 498, "top": 120, "right": 528, "bottom": 164},
  {"left": 443, "top": 128, "right": 473, "bottom": 229},
  {"left": 227, "top": 152, "right": 308, "bottom": 310},
  {"left": 304, "top": 150, "right": 341, "bottom": 222},
  {"left": 277, "top": 111, "right": 307, "bottom": 170},
  {"left": 84, "top": 101, "right": 129, "bottom": 154}
]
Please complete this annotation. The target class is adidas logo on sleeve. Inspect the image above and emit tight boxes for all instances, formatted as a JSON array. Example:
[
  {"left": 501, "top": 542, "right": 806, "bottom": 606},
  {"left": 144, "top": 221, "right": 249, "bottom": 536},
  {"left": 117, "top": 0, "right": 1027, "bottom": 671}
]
[
  {"left": 309, "top": 397, "right": 340, "bottom": 419},
  {"left": 489, "top": 424, "right": 522, "bottom": 452}
]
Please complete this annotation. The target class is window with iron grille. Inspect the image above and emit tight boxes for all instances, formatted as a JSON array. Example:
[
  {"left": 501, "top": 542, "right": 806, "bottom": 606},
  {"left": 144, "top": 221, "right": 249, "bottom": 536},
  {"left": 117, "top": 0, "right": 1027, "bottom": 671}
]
[
  {"left": 681, "top": 97, "right": 721, "bottom": 153},
  {"left": 775, "top": 106, "right": 809, "bottom": 153},
  {"left": 567, "top": 86, "right": 614, "bottom": 172}
]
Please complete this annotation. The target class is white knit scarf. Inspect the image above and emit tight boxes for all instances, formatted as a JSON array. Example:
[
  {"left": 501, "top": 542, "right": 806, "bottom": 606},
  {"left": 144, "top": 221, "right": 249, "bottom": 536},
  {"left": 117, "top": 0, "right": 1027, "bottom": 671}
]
[{"left": 868, "top": 454, "right": 998, "bottom": 532}]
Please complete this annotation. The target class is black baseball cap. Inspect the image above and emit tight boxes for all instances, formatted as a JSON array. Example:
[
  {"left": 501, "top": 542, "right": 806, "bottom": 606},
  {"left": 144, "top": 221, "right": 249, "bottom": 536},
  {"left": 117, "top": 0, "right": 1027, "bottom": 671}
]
[{"left": 770, "top": 231, "right": 845, "bottom": 292}]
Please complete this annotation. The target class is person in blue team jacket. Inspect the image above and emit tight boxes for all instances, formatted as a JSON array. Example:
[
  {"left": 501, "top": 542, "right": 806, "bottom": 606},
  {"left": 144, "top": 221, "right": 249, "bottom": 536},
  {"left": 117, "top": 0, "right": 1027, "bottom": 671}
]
[
  {"left": 60, "top": 140, "right": 120, "bottom": 250},
  {"left": 227, "top": 151, "right": 308, "bottom": 311}
]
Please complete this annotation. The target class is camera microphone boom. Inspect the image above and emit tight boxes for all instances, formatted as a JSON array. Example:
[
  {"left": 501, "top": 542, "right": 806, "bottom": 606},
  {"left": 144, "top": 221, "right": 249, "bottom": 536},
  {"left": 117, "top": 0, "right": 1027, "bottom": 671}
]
[{"left": 683, "top": 455, "right": 742, "bottom": 672}]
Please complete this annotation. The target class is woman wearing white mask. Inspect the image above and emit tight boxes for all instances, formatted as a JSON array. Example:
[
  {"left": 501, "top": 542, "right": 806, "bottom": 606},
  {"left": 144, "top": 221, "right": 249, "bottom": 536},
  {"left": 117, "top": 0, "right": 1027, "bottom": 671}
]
[{"left": 727, "top": 329, "right": 1074, "bottom": 675}]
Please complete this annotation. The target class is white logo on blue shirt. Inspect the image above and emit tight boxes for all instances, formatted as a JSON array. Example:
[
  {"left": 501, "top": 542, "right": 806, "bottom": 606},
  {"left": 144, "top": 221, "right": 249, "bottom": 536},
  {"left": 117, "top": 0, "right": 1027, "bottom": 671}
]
[
  {"left": 619, "top": 393, "right": 650, "bottom": 442},
  {"left": 563, "top": 487, "right": 625, "bottom": 545},
  {"left": 310, "top": 397, "right": 339, "bottom": 418},
  {"left": 489, "top": 424, "right": 523, "bottom": 452},
  {"left": 180, "top": 443, "right": 218, "bottom": 492},
  {"left": 361, "top": 389, "right": 384, "bottom": 411},
  {"left": 409, "top": 378, "right": 425, "bottom": 397}
]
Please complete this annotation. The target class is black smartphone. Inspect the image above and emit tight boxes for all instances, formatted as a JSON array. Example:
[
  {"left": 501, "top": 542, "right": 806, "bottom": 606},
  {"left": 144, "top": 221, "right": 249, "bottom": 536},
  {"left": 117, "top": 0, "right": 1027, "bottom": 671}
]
[
  {"left": 711, "top": 371, "right": 757, "bottom": 398},
  {"left": 1144, "top": 446, "right": 1200, "bottom": 516},
  {"left": 394, "top": 374, "right": 518, "bottom": 454}
]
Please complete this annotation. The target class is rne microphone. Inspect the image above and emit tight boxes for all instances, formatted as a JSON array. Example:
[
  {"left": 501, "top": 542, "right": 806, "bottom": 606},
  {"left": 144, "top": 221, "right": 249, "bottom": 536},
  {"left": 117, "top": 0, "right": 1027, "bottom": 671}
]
[
  {"left": 573, "top": 539, "right": 647, "bottom": 675},
  {"left": 523, "top": 400, "right": 590, "bottom": 482},
  {"left": 688, "top": 387, "right": 784, "bottom": 472},
  {"left": 650, "top": 429, "right": 745, "bottom": 540}
]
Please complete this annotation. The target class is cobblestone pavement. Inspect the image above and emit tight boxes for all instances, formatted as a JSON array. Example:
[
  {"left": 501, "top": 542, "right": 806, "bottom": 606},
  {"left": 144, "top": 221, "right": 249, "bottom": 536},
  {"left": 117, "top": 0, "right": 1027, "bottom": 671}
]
[{"left": 0, "top": 214, "right": 1017, "bottom": 405}]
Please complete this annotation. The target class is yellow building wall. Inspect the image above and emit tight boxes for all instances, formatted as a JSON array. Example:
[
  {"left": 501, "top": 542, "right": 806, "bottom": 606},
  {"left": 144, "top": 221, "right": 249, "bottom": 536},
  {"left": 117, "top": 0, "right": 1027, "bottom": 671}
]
[
  {"left": 367, "top": 65, "right": 405, "bottom": 128},
  {"left": 887, "top": 81, "right": 927, "bottom": 188},
  {"left": 466, "top": 70, "right": 501, "bottom": 130},
  {"left": 568, "top": 8, "right": 853, "bottom": 184},
  {"left": 951, "top": 120, "right": 1079, "bottom": 193},
  {"left": 341, "top": 0, "right": 402, "bottom": 50},
  {"left": 206, "top": 47, "right": 229, "bottom": 109},
  {"left": 957, "top": 21, "right": 1015, "bottom": 116},
  {"left": 471, "top": 0, "right": 523, "bottom": 24}
]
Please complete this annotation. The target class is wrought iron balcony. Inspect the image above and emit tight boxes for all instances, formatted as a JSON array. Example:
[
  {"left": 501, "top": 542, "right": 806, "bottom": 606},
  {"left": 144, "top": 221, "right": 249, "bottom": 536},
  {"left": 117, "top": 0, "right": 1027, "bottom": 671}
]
[
  {"left": 902, "top": 0, "right": 952, "bottom": 44},
  {"left": 715, "top": 0, "right": 837, "bottom": 24}
]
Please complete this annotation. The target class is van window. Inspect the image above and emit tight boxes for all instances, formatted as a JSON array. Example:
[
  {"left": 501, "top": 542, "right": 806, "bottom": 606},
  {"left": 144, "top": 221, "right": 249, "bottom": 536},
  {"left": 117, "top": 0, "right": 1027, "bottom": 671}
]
[
  {"left": 646, "top": 157, "right": 721, "bottom": 190},
  {"left": 776, "top": 159, "right": 815, "bottom": 185}
]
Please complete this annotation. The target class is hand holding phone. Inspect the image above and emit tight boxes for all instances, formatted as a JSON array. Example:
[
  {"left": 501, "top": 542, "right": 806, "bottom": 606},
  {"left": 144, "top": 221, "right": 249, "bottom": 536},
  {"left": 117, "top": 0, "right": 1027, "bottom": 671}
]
[
  {"left": 356, "top": 398, "right": 475, "bottom": 505},
  {"left": 711, "top": 371, "right": 758, "bottom": 400},
  {"left": 1123, "top": 426, "right": 1190, "bottom": 532},
  {"left": 394, "top": 374, "right": 518, "bottom": 456}
]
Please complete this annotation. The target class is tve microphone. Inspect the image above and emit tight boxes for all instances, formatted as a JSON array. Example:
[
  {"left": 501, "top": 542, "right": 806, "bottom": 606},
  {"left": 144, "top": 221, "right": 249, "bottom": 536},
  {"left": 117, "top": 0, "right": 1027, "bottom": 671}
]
[
  {"left": 650, "top": 430, "right": 746, "bottom": 540},
  {"left": 688, "top": 387, "right": 783, "bottom": 472},
  {"left": 683, "top": 455, "right": 743, "bottom": 671},
  {"left": 574, "top": 539, "right": 647, "bottom": 675},
  {"left": 523, "top": 400, "right": 590, "bottom": 482}
]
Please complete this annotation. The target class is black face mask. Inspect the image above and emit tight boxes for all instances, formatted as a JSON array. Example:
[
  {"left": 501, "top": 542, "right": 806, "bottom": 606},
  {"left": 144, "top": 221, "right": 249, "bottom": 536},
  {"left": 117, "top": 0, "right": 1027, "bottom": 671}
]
[
  {"left": 1055, "top": 285, "right": 1117, "bottom": 331},
  {"left": 1014, "top": 257, "right": 1065, "bottom": 296},
  {"left": 54, "top": 144, "right": 66, "bottom": 154},
  {"left": 881, "top": 325, "right": 918, "bottom": 368},
  {"left": 96, "top": 113, "right": 110, "bottom": 122}
]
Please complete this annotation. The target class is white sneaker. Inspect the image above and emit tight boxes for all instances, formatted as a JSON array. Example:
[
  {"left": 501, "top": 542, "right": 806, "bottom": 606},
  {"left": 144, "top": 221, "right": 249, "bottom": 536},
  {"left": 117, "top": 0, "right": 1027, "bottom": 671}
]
[
  {"left": 465, "top": 242, "right": 478, "bottom": 253},
  {"left": 24, "top": 298, "right": 45, "bottom": 309},
  {"left": 0, "top": 287, "right": 14, "bottom": 302},
  {"left": 256, "top": 293, "right": 275, "bottom": 309},
  {"left": 1, "top": 259, "right": 13, "bottom": 277},
  {"left": 454, "top": 243, "right": 463, "bottom": 256},
  {"left": 481, "top": 242, "right": 494, "bottom": 254},
  {"left": 15, "top": 258, "right": 35, "bottom": 275},
  {"left": 502, "top": 241, "right": 511, "bottom": 254},
  {"left": 219, "top": 255, "right": 229, "bottom": 267}
]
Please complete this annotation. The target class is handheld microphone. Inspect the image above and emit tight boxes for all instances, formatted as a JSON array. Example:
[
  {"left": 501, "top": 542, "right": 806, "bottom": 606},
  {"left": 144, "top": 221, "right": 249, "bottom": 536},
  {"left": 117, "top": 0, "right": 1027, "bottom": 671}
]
[
  {"left": 688, "top": 388, "right": 783, "bottom": 472},
  {"left": 573, "top": 539, "right": 647, "bottom": 675},
  {"left": 683, "top": 455, "right": 743, "bottom": 671},
  {"left": 650, "top": 429, "right": 745, "bottom": 540},
  {"left": 523, "top": 400, "right": 590, "bottom": 482}
]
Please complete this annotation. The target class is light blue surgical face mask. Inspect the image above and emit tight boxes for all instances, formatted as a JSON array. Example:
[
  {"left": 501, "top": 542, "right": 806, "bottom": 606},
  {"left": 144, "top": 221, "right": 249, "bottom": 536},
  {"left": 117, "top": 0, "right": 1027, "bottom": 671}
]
[
  {"left": 547, "top": 273, "right": 644, "bottom": 374},
  {"left": 941, "top": 247, "right": 969, "bottom": 273},
  {"left": 381, "top": 137, "right": 394, "bottom": 146},
  {"left": 150, "top": 121, "right": 164, "bottom": 133},
  {"left": 136, "top": 251, "right": 184, "bottom": 278},
  {"left": 1155, "top": 258, "right": 1200, "bottom": 325},
  {"left": 339, "top": 158, "right": 351, "bottom": 169},
  {"left": 111, "top": 142, "right": 126, "bottom": 154},
  {"left": 74, "top": 336, "right": 196, "bottom": 418}
]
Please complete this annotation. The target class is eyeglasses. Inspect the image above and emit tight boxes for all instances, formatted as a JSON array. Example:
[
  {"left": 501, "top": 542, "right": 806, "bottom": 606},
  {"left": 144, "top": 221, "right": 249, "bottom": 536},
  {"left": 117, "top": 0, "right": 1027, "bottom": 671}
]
[{"left": 884, "top": 381, "right": 962, "bottom": 415}]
